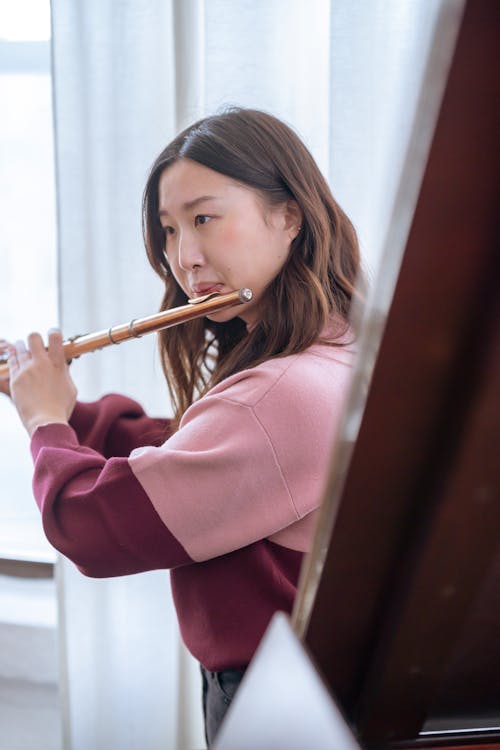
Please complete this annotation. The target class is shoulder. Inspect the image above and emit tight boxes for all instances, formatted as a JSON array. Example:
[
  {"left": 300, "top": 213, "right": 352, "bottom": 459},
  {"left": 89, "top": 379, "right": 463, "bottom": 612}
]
[
  {"left": 133, "top": 335, "right": 356, "bottom": 528},
  {"left": 177, "top": 336, "right": 355, "bottom": 439},
  {"left": 202, "top": 338, "right": 355, "bottom": 411}
]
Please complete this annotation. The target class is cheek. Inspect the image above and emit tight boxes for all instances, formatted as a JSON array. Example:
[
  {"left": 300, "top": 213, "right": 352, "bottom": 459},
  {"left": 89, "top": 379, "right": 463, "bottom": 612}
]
[
  {"left": 212, "top": 225, "right": 244, "bottom": 274},
  {"left": 217, "top": 222, "right": 244, "bottom": 248},
  {"left": 213, "top": 215, "right": 286, "bottom": 281}
]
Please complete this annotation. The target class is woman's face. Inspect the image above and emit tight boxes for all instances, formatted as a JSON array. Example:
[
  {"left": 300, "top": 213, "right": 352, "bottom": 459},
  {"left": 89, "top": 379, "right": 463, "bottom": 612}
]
[{"left": 157, "top": 158, "right": 301, "bottom": 326}]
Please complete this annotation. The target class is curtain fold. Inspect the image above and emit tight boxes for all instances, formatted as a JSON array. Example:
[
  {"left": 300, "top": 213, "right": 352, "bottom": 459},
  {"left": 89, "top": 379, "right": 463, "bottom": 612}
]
[
  {"left": 173, "top": 0, "right": 205, "bottom": 130},
  {"left": 50, "top": 2, "right": 205, "bottom": 748},
  {"left": 49, "top": 0, "right": 452, "bottom": 747}
]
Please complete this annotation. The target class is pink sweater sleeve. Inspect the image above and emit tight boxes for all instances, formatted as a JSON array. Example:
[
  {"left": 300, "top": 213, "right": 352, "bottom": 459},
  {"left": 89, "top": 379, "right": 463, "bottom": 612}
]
[{"left": 30, "top": 346, "right": 352, "bottom": 577}]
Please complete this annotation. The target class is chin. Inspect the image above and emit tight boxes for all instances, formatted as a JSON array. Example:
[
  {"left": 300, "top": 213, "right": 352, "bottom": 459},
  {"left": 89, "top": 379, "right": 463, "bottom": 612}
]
[{"left": 205, "top": 307, "right": 241, "bottom": 324}]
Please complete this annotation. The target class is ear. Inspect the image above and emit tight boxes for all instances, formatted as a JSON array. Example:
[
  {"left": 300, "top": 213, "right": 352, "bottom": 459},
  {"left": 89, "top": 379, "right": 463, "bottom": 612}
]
[{"left": 284, "top": 199, "right": 303, "bottom": 240}]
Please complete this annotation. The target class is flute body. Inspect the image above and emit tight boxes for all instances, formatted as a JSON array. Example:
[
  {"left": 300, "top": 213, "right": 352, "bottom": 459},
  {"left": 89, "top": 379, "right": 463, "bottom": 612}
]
[{"left": 0, "top": 288, "right": 253, "bottom": 377}]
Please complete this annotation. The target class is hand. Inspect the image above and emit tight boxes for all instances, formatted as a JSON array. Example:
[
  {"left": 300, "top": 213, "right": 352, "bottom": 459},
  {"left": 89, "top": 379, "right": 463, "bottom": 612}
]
[
  {"left": 0, "top": 338, "right": 12, "bottom": 397},
  {"left": 7, "top": 329, "right": 77, "bottom": 436}
]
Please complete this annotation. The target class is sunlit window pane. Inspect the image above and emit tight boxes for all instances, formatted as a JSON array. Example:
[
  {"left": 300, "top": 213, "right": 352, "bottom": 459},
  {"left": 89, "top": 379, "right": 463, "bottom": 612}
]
[{"left": 0, "top": 0, "right": 51, "bottom": 41}]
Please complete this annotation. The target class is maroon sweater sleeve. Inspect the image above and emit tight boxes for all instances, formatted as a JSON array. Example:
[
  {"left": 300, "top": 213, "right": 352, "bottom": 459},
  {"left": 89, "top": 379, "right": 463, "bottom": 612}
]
[
  {"left": 31, "top": 403, "right": 192, "bottom": 577},
  {"left": 69, "top": 394, "right": 172, "bottom": 456}
]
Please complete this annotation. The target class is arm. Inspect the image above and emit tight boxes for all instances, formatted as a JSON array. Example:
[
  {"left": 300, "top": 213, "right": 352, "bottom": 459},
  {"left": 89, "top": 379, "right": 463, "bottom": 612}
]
[
  {"left": 16, "top": 334, "right": 347, "bottom": 578},
  {"left": 29, "top": 381, "right": 304, "bottom": 577},
  {"left": 31, "top": 423, "right": 192, "bottom": 576},
  {"left": 69, "top": 395, "right": 172, "bottom": 457},
  {"left": 8, "top": 329, "right": 186, "bottom": 576}
]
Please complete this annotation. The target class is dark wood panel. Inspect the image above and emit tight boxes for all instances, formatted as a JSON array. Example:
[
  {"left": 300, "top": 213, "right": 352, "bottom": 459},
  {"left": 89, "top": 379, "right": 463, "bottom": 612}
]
[{"left": 295, "top": 0, "right": 500, "bottom": 745}]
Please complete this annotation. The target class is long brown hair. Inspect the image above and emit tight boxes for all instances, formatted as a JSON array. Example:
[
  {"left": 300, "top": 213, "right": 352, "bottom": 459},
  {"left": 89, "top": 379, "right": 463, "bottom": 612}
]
[{"left": 142, "top": 108, "right": 361, "bottom": 427}]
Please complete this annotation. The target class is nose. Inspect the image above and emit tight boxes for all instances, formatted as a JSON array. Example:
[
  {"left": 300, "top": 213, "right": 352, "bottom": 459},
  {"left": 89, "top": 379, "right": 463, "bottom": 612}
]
[{"left": 177, "top": 231, "right": 205, "bottom": 271}]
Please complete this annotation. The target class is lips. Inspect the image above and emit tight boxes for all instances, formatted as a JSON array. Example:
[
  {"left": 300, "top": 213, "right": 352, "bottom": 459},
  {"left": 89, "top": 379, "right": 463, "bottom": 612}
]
[{"left": 191, "top": 283, "right": 224, "bottom": 297}]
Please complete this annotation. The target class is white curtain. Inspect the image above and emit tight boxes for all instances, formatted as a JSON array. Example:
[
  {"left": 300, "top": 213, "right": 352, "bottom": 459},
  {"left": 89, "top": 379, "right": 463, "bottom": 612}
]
[
  {"left": 49, "top": 0, "right": 452, "bottom": 747},
  {"left": 327, "top": 0, "right": 459, "bottom": 280},
  {"left": 50, "top": 2, "right": 204, "bottom": 748}
]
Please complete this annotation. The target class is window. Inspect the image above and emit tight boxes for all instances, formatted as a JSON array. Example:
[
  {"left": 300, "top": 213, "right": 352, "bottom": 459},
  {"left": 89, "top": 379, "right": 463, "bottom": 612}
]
[{"left": 0, "top": 0, "right": 57, "bottom": 561}]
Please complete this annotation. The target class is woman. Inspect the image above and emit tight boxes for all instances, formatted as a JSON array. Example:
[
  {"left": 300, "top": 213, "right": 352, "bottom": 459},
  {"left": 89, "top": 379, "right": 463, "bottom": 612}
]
[{"left": 1, "top": 108, "right": 361, "bottom": 745}]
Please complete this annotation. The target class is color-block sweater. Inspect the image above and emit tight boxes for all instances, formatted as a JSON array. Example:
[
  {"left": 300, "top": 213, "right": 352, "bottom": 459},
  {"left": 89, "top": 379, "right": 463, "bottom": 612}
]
[{"left": 30, "top": 339, "right": 354, "bottom": 670}]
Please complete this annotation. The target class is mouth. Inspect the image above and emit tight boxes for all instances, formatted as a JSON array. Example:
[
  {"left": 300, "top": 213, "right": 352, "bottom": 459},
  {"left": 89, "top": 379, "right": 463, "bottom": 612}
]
[{"left": 190, "top": 283, "right": 224, "bottom": 297}]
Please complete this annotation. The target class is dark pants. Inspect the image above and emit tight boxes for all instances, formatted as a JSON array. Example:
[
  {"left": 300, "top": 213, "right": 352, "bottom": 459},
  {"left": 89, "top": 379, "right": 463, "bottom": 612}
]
[{"left": 200, "top": 665, "right": 246, "bottom": 746}]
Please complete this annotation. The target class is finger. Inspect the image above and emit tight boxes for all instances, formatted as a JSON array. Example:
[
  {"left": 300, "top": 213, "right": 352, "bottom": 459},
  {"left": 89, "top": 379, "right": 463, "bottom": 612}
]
[
  {"left": 47, "top": 328, "right": 66, "bottom": 366},
  {"left": 27, "top": 332, "right": 46, "bottom": 359},
  {"left": 14, "top": 339, "right": 30, "bottom": 366},
  {"left": 6, "top": 344, "right": 19, "bottom": 372}
]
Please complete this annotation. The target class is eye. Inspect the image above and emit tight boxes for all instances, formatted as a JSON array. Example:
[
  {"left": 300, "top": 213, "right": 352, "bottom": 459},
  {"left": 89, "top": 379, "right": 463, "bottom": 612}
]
[
  {"left": 161, "top": 224, "right": 175, "bottom": 240},
  {"left": 194, "top": 214, "right": 212, "bottom": 227}
]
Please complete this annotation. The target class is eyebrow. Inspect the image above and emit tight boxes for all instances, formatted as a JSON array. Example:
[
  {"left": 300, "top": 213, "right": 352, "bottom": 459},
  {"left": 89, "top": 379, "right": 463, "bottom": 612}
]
[{"left": 158, "top": 195, "right": 220, "bottom": 217}]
